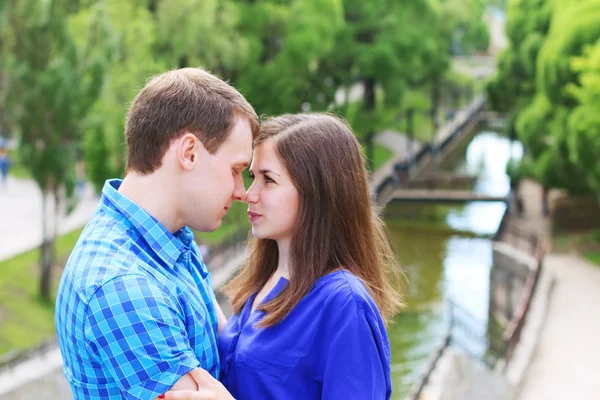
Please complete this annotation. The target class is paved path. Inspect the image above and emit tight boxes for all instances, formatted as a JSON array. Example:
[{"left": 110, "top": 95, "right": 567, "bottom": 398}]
[
  {"left": 0, "top": 176, "right": 99, "bottom": 262},
  {"left": 517, "top": 253, "right": 600, "bottom": 399},
  {"left": 516, "top": 179, "right": 600, "bottom": 399}
]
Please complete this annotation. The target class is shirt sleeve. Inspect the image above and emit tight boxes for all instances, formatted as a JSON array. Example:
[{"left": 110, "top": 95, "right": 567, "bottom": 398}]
[
  {"left": 84, "top": 274, "right": 200, "bottom": 399},
  {"left": 321, "top": 296, "right": 392, "bottom": 400}
]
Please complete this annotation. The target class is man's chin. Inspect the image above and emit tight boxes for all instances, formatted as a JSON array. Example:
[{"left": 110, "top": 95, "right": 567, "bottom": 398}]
[{"left": 192, "top": 219, "right": 222, "bottom": 233}]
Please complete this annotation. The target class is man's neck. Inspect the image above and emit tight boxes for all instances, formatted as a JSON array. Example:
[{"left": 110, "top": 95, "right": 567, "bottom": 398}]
[{"left": 118, "top": 171, "right": 182, "bottom": 233}]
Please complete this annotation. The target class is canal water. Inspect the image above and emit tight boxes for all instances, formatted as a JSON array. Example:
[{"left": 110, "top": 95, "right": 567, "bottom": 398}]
[{"left": 386, "top": 128, "right": 523, "bottom": 398}]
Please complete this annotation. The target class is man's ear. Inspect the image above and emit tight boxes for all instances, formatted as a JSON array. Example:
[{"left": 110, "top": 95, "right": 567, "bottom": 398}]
[{"left": 178, "top": 133, "right": 198, "bottom": 170}]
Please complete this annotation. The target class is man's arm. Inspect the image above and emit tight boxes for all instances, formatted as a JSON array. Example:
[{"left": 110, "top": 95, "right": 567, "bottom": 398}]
[
  {"left": 84, "top": 275, "right": 207, "bottom": 399},
  {"left": 157, "top": 368, "right": 235, "bottom": 400}
]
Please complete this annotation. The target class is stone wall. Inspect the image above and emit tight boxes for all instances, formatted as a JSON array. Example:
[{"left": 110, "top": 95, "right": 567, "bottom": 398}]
[
  {"left": 0, "top": 347, "right": 71, "bottom": 400},
  {"left": 418, "top": 348, "right": 515, "bottom": 400},
  {"left": 0, "top": 367, "right": 71, "bottom": 400},
  {"left": 489, "top": 242, "right": 536, "bottom": 325}
]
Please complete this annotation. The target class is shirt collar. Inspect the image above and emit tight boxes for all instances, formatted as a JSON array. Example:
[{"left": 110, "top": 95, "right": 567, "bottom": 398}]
[{"left": 101, "top": 179, "right": 195, "bottom": 268}]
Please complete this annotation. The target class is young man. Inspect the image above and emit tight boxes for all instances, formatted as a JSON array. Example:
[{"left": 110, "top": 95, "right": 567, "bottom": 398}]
[{"left": 55, "top": 68, "right": 258, "bottom": 399}]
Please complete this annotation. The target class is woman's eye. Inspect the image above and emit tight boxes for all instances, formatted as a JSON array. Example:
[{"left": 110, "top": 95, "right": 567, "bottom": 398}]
[{"left": 265, "top": 176, "right": 275, "bottom": 184}]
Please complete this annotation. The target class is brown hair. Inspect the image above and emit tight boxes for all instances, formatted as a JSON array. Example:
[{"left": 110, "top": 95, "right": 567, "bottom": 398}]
[
  {"left": 223, "top": 113, "right": 404, "bottom": 327},
  {"left": 125, "top": 68, "right": 259, "bottom": 174}
]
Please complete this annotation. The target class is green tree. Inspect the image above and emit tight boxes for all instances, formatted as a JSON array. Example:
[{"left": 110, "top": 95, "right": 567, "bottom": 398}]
[
  {"left": 515, "top": 0, "right": 600, "bottom": 195},
  {"left": 232, "top": 0, "right": 344, "bottom": 116},
  {"left": 565, "top": 31, "right": 600, "bottom": 196},
  {"left": 486, "top": 0, "right": 551, "bottom": 114},
  {"left": 5, "top": 0, "right": 111, "bottom": 299},
  {"left": 0, "top": 0, "right": 8, "bottom": 137},
  {"left": 308, "top": 0, "right": 444, "bottom": 170},
  {"left": 82, "top": 0, "right": 165, "bottom": 192},
  {"left": 154, "top": 0, "right": 249, "bottom": 74}
]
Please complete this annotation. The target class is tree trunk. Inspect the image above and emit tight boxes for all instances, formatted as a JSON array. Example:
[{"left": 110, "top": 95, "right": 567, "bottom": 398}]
[
  {"left": 431, "top": 76, "right": 441, "bottom": 164},
  {"left": 39, "top": 191, "right": 51, "bottom": 300},
  {"left": 39, "top": 190, "right": 58, "bottom": 301},
  {"left": 431, "top": 76, "right": 441, "bottom": 139},
  {"left": 363, "top": 78, "right": 376, "bottom": 172}
]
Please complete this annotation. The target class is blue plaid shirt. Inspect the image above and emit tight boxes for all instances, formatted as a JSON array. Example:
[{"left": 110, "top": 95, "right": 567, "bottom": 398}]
[{"left": 55, "top": 179, "right": 220, "bottom": 399}]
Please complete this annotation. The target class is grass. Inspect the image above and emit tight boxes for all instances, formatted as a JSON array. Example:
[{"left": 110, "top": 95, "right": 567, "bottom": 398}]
[
  {"left": 7, "top": 149, "right": 30, "bottom": 179},
  {"left": 195, "top": 217, "right": 247, "bottom": 246},
  {"left": 553, "top": 228, "right": 600, "bottom": 269},
  {"left": 0, "top": 228, "right": 83, "bottom": 357},
  {"left": 584, "top": 251, "right": 600, "bottom": 268}
]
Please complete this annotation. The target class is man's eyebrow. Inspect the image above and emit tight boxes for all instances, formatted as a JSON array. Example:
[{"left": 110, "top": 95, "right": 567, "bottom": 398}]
[{"left": 234, "top": 161, "right": 250, "bottom": 168}]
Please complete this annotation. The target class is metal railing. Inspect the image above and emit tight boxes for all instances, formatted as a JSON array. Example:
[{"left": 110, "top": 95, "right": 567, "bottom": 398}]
[{"left": 406, "top": 334, "right": 452, "bottom": 400}]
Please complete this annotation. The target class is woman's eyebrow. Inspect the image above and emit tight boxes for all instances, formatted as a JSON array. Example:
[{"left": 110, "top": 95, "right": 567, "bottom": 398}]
[{"left": 259, "top": 169, "right": 281, "bottom": 177}]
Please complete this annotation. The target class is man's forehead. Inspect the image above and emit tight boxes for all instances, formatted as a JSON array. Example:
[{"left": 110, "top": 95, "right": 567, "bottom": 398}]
[{"left": 233, "top": 157, "right": 251, "bottom": 167}]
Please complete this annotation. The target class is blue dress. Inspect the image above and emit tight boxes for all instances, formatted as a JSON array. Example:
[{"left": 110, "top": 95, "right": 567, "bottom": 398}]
[{"left": 218, "top": 270, "right": 392, "bottom": 399}]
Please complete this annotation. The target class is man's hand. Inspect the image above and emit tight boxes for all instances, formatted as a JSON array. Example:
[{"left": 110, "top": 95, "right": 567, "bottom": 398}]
[{"left": 155, "top": 368, "right": 235, "bottom": 400}]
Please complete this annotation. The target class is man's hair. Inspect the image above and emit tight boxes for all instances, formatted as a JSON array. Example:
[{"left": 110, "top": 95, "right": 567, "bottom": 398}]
[{"left": 125, "top": 68, "right": 259, "bottom": 173}]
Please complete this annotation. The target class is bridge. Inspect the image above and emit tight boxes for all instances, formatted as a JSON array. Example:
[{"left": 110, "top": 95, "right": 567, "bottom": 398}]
[{"left": 387, "top": 189, "right": 507, "bottom": 204}]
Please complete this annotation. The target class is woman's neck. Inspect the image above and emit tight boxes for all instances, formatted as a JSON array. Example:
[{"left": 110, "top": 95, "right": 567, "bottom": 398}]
[{"left": 275, "top": 239, "right": 291, "bottom": 279}]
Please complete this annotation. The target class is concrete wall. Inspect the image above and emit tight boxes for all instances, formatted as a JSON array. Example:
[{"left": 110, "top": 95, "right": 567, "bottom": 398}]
[
  {"left": 0, "top": 347, "right": 71, "bottom": 400},
  {"left": 489, "top": 242, "right": 536, "bottom": 325},
  {"left": 0, "top": 367, "right": 71, "bottom": 400},
  {"left": 419, "top": 348, "right": 515, "bottom": 400}
]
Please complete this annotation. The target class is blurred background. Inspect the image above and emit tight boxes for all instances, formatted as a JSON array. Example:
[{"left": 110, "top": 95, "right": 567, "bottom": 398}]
[{"left": 1, "top": 0, "right": 600, "bottom": 399}]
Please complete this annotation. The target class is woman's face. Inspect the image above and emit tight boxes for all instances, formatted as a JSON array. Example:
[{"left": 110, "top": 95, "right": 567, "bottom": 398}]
[{"left": 246, "top": 139, "right": 299, "bottom": 243}]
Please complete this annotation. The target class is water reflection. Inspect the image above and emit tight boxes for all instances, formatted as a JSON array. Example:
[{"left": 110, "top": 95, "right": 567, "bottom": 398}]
[{"left": 386, "top": 130, "right": 520, "bottom": 398}]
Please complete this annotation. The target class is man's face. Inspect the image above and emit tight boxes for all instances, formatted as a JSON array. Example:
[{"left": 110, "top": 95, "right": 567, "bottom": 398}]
[{"left": 183, "top": 115, "right": 253, "bottom": 232}]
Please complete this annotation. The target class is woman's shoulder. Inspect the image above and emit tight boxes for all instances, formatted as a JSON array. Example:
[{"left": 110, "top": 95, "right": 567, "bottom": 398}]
[{"left": 315, "top": 270, "right": 376, "bottom": 313}]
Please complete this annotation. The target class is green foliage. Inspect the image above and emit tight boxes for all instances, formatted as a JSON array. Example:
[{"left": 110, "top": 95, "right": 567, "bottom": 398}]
[
  {"left": 486, "top": 0, "right": 551, "bottom": 113},
  {"left": 6, "top": 0, "right": 111, "bottom": 194},
  {"left": 491, "top": 0, "right": 600, "bottom": 200},
  {"left": 235, "top": 0, "right": 344, "bottom": 116},
  {"left": 3, "top": 0, "right": 111, "bottom": 298},
  {"left": 567, "top": 40, "right": 600, "bottom": 196},
  {"left": 82, "top": 0, "right": 166, "bottom": 192}
]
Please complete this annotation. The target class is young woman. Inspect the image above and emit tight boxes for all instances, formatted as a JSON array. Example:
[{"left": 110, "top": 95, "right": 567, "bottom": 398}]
[{"left": 217, "top": 113, "right": 403, "bottom": 399}]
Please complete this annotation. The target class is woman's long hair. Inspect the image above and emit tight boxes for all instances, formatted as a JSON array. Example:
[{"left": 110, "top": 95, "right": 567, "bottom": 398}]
[{"left": 222, "top": 113, "right": 404, "bottom": 327}]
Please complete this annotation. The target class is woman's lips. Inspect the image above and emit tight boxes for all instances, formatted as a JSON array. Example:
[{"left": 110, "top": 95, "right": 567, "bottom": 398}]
[{"left": 248, "top": 211, "right": 262, "bottom": 222}]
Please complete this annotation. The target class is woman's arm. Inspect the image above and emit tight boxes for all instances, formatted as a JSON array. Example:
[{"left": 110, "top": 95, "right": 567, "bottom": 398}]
[{"left": 320, "top": 297, "right": 392, "bottom": 399}]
